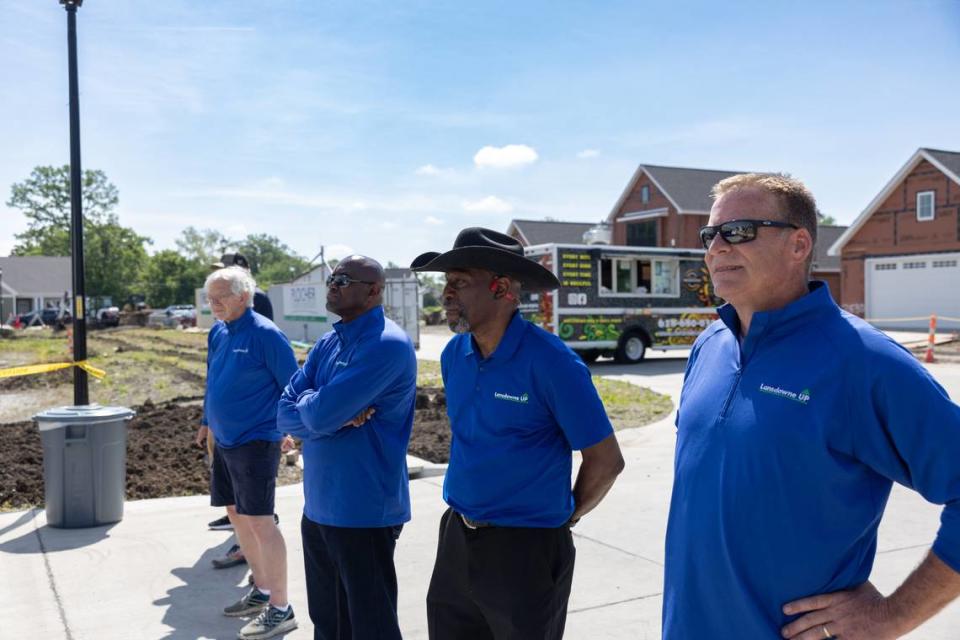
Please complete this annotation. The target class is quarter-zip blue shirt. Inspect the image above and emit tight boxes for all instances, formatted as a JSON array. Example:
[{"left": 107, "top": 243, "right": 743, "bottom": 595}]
[
  {"left": 664, "top": 282, "right": 960, "bottom": 639},
  {"left": 441, "top": 311, "right": 614, "bottom": 527},
  {"left": 203, "top": 308, "right": 298, "bottom": 448},
  {"left": 277, "top": 306, "right": 417, "bottom": 527}
]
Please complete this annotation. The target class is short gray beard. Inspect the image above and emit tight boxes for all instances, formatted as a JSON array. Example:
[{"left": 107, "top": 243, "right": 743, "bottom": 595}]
[
  {"left": 447, "top": 305, "right": 471, "bottom": 334},
  {"left": 449, "top": 317, "right": 471, "bottom": 334}
]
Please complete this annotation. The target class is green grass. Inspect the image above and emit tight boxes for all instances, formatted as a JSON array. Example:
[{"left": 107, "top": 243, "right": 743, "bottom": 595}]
[{"left": 417, "top": 359, "right": 443, "bottom": 388}]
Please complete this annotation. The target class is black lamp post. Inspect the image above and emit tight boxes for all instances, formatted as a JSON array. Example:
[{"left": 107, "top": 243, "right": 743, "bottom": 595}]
[{"left": 61, "top": 0, "right": 88, "bottom": 405}]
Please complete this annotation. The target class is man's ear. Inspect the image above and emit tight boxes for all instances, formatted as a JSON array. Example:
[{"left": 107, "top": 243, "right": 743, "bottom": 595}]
[{"left": 793, "top": 229, "right": 813, "bottom": 264}]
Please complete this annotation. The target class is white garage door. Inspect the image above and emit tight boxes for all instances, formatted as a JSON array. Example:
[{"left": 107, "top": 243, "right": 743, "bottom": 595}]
[{"left": 865, "top": 252, "right": 960, "bottom": 329}]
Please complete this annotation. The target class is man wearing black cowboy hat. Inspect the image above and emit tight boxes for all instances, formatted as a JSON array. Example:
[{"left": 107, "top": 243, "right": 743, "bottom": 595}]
[{"left": 412, "top": 227, "right": 625, "bottom": 639}]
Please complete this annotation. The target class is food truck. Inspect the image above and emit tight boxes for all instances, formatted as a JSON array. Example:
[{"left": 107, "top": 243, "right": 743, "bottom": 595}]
[{"left": 520, "top": 243, "right": 721, "bottom": 363}]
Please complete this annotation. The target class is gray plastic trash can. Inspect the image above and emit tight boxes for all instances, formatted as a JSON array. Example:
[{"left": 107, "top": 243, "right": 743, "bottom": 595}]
[{"left": 33, "top": 404, "right": 135, "bottom": 529}]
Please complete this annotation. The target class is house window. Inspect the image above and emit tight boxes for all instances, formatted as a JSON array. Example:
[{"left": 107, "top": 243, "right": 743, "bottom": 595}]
[
  {"left": 599, "top": 257, "right": 678, "bottom": 296},
  {"left": 641, "top": 185, "right": 650, "bottom": 203},
  {"left": 932, "top": 259, "right": 958, "bottom": 268},
  {"left": 626, "top": 220, "right": 657, "bottom": 246},
  {"left": 903, "top": 261, "right": 927, "bottom": 269},
  {"left": 917, "top": 191, "right": 935, "bottom": 221},
  {"left": 874, "top": 263, "right": 897, "bottom": 271}
]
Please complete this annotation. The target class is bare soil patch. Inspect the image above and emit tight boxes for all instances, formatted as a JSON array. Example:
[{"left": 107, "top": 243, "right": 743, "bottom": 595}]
[{"left": 0, "top": 400, "right": 303, "bottom": 511}]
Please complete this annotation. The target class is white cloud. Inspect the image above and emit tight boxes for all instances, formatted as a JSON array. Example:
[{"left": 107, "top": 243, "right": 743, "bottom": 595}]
[
  {"left": 473, "top": 144, "right": 538, "bottom": 169},
  {"left": 415, "top": 164, "right": 441, "bottom": 176},
  {"left": 424, "top": 216, "right": 444, "bottom": 225},
  {"left": 577, "top": 149, "right": 600, "bottom": 159},
  {"left": 462, "top": 196, "right": 513, "bottom": 214}
]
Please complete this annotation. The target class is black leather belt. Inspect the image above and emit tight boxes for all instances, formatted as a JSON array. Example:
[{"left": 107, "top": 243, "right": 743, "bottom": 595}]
[{"left": 457, "top": 512, "right": 495, "bottom": 529}]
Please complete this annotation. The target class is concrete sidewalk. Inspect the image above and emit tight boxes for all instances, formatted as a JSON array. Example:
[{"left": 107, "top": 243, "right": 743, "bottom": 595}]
[{"left": 2, "top": 411, "right": 959, "bottom": 639}]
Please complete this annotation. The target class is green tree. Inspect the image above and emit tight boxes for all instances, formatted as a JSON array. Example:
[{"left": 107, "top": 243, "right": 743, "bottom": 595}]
[
  {"left": 236, "top": 233, "right": 310, "bottom": 288},
  {"left": 818, "top": 212, "right": 837, "bottom": 225},
  {"left": 416, "top": 272, "right": 444, "bottom": 307},
  {"left": 7, "top": 165, "right": 150, "bottom": 306},
  {"left": 174, "top": 226, "right": 233, "bottom": 265},
  {"left": 8, "top": 165, "right": 118, "bottom": 255},
  {"left": 85, "top": 221, "right": 151, "bottom": 305},
  {"left": 140, "top": 250, "right": 204, "bottom": 307}
]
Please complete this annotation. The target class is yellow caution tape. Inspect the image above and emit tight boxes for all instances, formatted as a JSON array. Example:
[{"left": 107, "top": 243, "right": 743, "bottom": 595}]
[{"left": 0, "top": 360, "right": 106, "bottom": 380}]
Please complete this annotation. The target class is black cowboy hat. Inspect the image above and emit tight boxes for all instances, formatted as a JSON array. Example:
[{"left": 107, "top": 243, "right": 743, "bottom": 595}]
[{"left": 410, "top": 227, "right": 560, "bottom": 291}]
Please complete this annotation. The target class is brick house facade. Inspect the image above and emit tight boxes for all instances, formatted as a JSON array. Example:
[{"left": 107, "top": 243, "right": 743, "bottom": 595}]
[{"left": 829, "top": 148, "right": 960, "bottom": 323}]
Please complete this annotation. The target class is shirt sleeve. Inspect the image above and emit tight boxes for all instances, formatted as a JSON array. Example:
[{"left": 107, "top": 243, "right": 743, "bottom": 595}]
[
  {"left": 202, "top": 326, "right": 214, "bottom": 426},
  {"left": 286, "top": 337, "right": 414, "bottom": 439},
  {"left": 852, "top": 342, "right": 960, "bottom": 573},
  {"left": 541, "top": 346, "right": 614, "bottom": 451},
  {"left": 277, "top": 341, "right": 319, "bottom": 439}
]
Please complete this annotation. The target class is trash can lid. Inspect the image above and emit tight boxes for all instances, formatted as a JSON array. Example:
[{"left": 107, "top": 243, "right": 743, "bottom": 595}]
[{"left": 33, "top": 404, "right": 136, "bottom": 428}]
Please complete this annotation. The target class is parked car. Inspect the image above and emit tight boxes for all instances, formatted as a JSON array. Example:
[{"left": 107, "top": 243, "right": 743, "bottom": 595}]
[
  {"left": 96, "top": 306, "right": 121, "bottom": 328},
  {"left": 147, "top": 304, "right": 196, "bottom": 328},
  {"left": 17, "top": 308, "right": 72, "bottom": 328}
]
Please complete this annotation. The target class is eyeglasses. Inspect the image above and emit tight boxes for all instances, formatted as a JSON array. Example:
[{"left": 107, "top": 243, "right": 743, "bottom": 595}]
[
  {"left": 698, "top": 219, "right": 798, "bottom": 250},
  {"left": 207, "top": 293, "right": 237, "bottom": 305},
  {"left": 326, "top": 273, "right": 376, "bottom": 288}
]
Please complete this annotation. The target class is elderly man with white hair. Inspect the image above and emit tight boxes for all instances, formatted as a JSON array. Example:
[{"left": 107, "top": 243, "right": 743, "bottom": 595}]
[{"left": 195, "top": 266, "right": 300, "bottom": 639}]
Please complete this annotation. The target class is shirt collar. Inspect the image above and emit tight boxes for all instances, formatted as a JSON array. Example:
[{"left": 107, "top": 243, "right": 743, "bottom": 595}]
[
  {"left": 464, "top": 310, "right": 527, "bottom": 362},
  {"left": 334, "top": 305, "right": 385, "bottom": 346},
  {"left": 225, "top": 307, "right": 255, "bottom": 334},
  {"left": 718, "top": 280, "right": 837, "bottom": 341}
]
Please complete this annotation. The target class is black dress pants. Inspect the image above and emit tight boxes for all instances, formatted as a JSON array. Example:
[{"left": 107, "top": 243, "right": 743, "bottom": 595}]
[
  {"left": 426, "top": 507, "right": 576, "bottom": 640},
  {"left": 301, "top": 515, "right": 403, "bottom": 640}
]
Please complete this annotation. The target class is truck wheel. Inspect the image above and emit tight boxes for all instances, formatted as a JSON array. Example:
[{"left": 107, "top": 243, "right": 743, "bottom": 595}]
[{"left": 615, "top": 331, "right": 647, "bottom": 364}]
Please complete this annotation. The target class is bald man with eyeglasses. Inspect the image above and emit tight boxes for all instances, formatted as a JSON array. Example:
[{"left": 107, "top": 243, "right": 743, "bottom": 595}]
[
  {"left": 664, "top": 173, "right": 960, "bottom": 640},
  {"left": 277, "top": 255, "right": 417, "bottom": 640}
]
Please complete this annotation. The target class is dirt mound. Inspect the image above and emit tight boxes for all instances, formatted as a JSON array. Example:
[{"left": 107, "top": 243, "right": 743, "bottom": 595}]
[
  {"left": 0, "top": 389, "right": 452, "bottom": 511},
  {"left": 409, "top": 387, "right": 450, "bottom": 463}
]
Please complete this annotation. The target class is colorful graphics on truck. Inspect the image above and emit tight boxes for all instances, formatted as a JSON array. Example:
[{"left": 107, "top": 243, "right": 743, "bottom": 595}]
[{"left": 520, "top": 243, "right": 721, "bottom": 363}]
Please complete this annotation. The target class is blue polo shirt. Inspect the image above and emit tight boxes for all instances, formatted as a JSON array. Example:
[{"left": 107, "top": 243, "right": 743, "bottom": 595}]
[
  {"left": 664, "top": 283, "right": 960, "bottom": 639},
  {"left": 203, "top": 308, "right": 298, "bottom": 448},
  {"left": 277, "top": 306, "right": 417, "bottom": 527},
  {"left": 441, "top": 311, "right": 614, "bottom": 527}
]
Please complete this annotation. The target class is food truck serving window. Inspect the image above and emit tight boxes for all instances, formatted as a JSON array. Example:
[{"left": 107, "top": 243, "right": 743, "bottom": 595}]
[{"left": 599, "top": 256, "right": 679, "bottom": 297}]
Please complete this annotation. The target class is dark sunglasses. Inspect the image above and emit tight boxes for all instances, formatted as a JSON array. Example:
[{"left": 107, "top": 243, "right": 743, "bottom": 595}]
[
  {"left": 699, "top": 219, "right": 798, "bottom": 250},
  {"left": 326, "top": 273, "right": 376, "bottom": 288}
]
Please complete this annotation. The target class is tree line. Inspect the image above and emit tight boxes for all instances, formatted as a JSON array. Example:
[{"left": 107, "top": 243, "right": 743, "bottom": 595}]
[{"left": 7, "top": 166, "right": 311, "bottom": 310}]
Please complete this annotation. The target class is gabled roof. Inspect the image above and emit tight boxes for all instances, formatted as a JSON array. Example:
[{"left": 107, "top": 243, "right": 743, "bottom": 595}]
[
  {"left": 0, "top": 256, "right": 72, "bottom": 296},
  {"left": 507, "top": 219, "right": 598, "bottom": 246},
  {"left": 812, "top": 225, "right": 846, "bottom": 272},
  {"left": 828, "top": 148, "right": 960, "bottom": 256},
  {"left": 606, "top": 164, "right": 751, "bottom": 222}
]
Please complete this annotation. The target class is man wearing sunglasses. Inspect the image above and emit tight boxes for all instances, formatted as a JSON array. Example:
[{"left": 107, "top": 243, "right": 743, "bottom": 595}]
[
  {"left": 664, "top": 173, "right": 960, "bottom": 640},
  {"left": 277, "top": 255, "right": 417, "bottom": 640}
]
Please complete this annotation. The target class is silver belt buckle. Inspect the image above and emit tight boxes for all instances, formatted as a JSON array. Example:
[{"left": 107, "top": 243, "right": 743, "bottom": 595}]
[{"left": 460, "top": 513, "right": 478, "bottom": 530}]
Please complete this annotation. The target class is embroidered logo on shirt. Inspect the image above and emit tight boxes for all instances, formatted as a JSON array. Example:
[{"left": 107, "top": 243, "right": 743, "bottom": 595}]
[
  {"left": 232, "top": 348, "right": 249, "bottom": 354},
  {"left": 494, "top": 391, "right": 529, "bottom": 404},
  {"left": 759, "top": 383, "right": 811, "bottom": 405},
  {"left": 335, "top": 360, "right": 349, "bottom": 367}
]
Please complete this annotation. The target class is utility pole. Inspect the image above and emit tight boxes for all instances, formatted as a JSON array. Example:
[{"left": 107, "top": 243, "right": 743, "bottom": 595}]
[{"left": 62, "top": 0, "right": 88, "bottom": 405}]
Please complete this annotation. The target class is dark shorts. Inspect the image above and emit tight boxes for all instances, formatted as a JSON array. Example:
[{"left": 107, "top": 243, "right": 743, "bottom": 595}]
[{"left": 210, "top": 439, "right": 281, "bottom": 516}]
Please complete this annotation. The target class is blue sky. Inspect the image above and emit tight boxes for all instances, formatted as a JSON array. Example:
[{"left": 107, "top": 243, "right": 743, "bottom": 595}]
[{"left": 2, "top": 0, "right": 959, "bottom": 266}]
